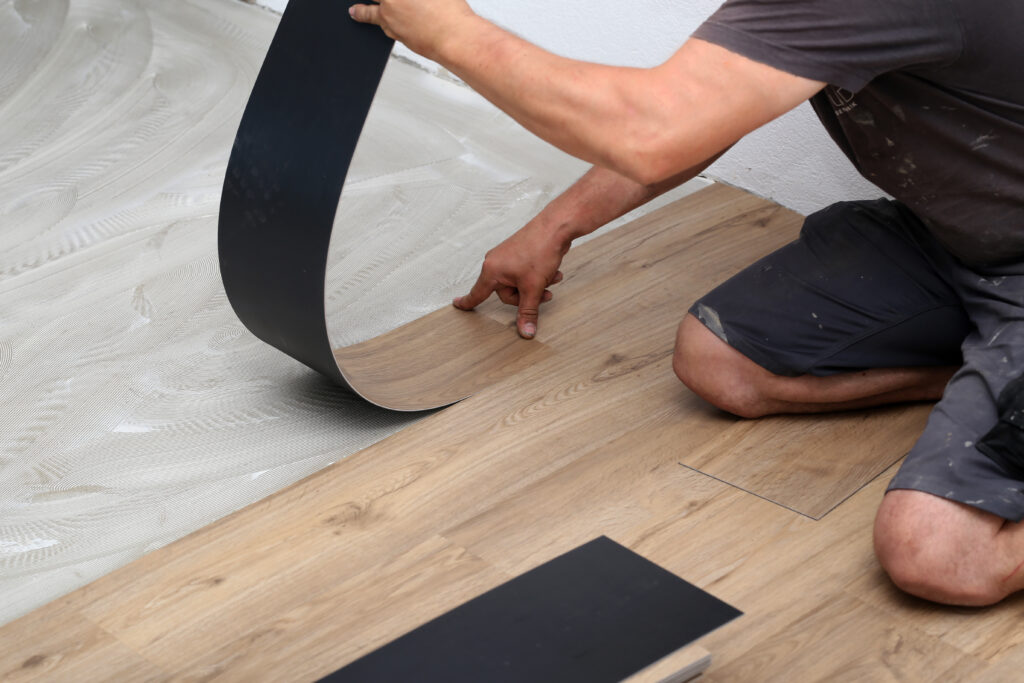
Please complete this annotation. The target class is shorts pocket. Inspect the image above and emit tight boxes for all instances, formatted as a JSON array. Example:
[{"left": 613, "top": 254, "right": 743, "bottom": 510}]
[{"left": 978, "top": 374, "right": 1024, "bottom": 479}]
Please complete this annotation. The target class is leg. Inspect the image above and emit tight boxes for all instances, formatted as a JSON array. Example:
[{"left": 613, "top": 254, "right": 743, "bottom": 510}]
[
  {"left": 674, "top": 313, "right": 956, "bottom": 418},
  {"left": 876, "top": 257, "right": 1024, "bottom": 604},
  {"left": 874, "top": 490, "right": 1024, "bottom": 606},
  {"left": 673, "top": 199, "right": 969, "bottom": 418},
  {"left": 673, "top": 199, "right": 1024, "bottom": 604}
]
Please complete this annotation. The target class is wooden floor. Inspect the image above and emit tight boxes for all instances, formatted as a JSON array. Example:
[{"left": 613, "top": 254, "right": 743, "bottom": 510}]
[{"left": 3, "top": 185, "right": 1022, "bottom": 681}]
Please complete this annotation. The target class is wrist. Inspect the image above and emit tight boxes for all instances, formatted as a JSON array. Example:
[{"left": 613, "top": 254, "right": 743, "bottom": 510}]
[
  {"left": 553, "top": 220, "right": 586, "bottom": 253},
  {"left": 432, "top": 12, "right": 492, "bottom": 66},
  {"left": 526, "top": 213, "right": 581, "bottom": 255}
]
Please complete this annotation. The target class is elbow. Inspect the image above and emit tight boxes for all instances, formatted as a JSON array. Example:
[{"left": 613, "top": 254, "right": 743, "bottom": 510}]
[
  {"left": 606, "top": 130, "right": 692, "bottom": 188},
  {"left": 613, "top": 158, "right": 676, "bottom": 188},
  {"left": 602, "top": 111, "right": 732, "bottom": 187},
  {"left": 619, "top": 162, "right": 673, "bottom": 188},
  {"left": 595, "top": 72, "right": 727, "bottom": 187}
]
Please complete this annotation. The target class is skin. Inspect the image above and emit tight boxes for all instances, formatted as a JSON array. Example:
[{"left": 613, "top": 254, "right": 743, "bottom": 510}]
[
  {"left": 350, "top": 0, "right": 824, "bottom": 337},
  {"left": 677, "top": 320, "right": 1024, "bottom": 605},
  {"left": 350, "top": 1, "right": 1024, "bottom": 605}
]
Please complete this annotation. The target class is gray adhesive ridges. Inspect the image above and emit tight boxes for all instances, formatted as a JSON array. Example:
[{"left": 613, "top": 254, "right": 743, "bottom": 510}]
[{"left": 0, "top": 0, "right": 703, "bottom": 627}]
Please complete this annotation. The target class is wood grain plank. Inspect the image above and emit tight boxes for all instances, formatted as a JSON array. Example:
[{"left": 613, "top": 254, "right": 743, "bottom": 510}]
[
  {"left": 441, "top": 386, "right": 736, "bottom": 575},
  {"left": 334, "top": 306, "right": 554, "bottom": 411},
  {"left": 176, "top": 535, "right": 508, "bottom": 682},
  {"left": 680, "top": 404, "right": 933, "bottom": 518},
  {"left": 843, "top": 551, "right": 1024, "bottom": 662},
  {"left": 704, "top": 593, "right": 983, "bottom": 682},
  {"left": 967, "top": 641, "right": 1024, "bottom": 682},
  {"left": 625, "top": 645, "right": 711, "bottom": 683},
  {"left": 0, "top": 610, "right": 163, "bottom": 682}
]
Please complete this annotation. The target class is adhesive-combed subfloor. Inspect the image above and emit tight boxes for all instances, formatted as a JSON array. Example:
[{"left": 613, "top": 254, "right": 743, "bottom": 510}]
[{"left": 0, "top": 0, "right": 706, "bottom": 625}]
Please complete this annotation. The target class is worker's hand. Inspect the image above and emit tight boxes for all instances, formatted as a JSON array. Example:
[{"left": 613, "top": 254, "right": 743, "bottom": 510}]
[
  {"left": 453, "top": 224, "right": 569, "bottom": 339},
  {"left": 348, "top": 0, "right": 476, "bottom": 61}
]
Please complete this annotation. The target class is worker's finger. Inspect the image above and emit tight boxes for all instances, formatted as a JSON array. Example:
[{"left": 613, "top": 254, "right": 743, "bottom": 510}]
[
  {"left": 348, "top": 3, "right": 381, "bottom": 25},
  {"left": 516, "top": 282, "right": 545, "bottom": 339},
  {"left": 496, "top": 285, "right": 518, "bottom": 306},
  {"left": 453, "top": 273, "right": 497, "bottom": 310},
  {"left": 550, "top": 271, "right": 564, "bottom": 285},
  {"left": 502, "top": 288, "right": 553, "bottom": 307}
]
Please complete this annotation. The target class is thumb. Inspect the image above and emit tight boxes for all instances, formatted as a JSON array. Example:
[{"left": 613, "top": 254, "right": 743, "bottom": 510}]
[
  {"left": 349, "top": 3, "right": 382, "bottom": 26},
  {"left": 516, "top": 281, "right": 544, "bottom": 339}
]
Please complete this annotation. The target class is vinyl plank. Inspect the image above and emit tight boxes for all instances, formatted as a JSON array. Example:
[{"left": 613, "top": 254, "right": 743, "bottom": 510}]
[
  {"left": 0, "top": 610, "right": 164, "bottom": 682},
  {"left": 441, "top": 388, "right": 736, "bottom": 575},
  {"left": 334, "top": 306, "right": 553, "bottom": 410},
  {"left": 843, "top": 552, "right": 1024, "bottom": 662},
  {"left": 967, "top": 641, "right": 1024, "bottom": 682},
  {"left": 704, "top": 594, "right": 983, "bottom": 682},
  {"left": 172, "top": 535, "right": 507, "bottom": 682},
  {"left": 679, "top": 404, "right": 933, "bottom": 518}
]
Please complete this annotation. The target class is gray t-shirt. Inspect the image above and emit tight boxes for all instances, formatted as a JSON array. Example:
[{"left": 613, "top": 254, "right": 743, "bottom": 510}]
[{"left": 693, "top": 0, "right": 1024, "bottom": 267}]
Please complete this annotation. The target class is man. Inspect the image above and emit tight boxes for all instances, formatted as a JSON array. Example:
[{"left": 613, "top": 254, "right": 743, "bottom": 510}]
[{"left": 350, "top": 0, "right": 1024, "bottom": 605}]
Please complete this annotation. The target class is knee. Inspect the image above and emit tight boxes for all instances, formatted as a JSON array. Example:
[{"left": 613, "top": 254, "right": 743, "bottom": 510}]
[
  {"left": 874, "top": 491, "right": 1010, "bottom": 606},
  {"left": 673, "top": 313, "right": 771, "bottom": 419}
]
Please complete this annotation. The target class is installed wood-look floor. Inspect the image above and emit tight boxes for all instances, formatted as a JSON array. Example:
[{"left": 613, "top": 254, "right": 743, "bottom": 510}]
[{"left": 3, "top": 185, "right": 1021, "bottom": 681}]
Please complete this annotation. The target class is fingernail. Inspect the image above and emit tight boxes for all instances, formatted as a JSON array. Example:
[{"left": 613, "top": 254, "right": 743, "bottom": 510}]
[
  {"left": 452, "top": 297, "right": 462, "bottom": 307},
  {"left": 348, "top": 6, "right": 356, "bottom": 17},
  {"left": 522, "top": 323, "right": 536, "bottom": 337}
]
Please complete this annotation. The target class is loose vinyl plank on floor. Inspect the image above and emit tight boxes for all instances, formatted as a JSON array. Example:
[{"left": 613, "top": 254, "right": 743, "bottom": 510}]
[
  {"left": 680, "top": 403, "right": 932, "bottom": 518},
  {"left": 4, "top": 185, "right": 1022, "bottom": 680}
]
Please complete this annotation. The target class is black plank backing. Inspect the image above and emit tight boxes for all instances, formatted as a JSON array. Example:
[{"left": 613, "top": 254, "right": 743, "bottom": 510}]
[
  {"left": 322, "top": 536, "right": 741, "bottom": 682},
  {"left": 218, "top": 0, "right": 392, "bottom": 388}
]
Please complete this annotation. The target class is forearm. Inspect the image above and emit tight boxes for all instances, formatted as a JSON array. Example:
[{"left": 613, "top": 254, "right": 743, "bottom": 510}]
[
  {"left": 451, "top": 158, "right": 716, "bottom": 335},
  {"left": 535, "top": 153, "right": 725, "bottom": 251}
]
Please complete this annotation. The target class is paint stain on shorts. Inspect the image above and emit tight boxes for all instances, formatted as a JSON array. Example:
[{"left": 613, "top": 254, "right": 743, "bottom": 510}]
[{"left": 695, "top": 303, "right": 728, "bottom": 344}]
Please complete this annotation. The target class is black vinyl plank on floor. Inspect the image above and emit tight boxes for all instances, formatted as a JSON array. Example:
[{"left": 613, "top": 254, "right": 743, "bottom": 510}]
[{"left": 321, "top": 536, "right": 741, "bottom": 682}]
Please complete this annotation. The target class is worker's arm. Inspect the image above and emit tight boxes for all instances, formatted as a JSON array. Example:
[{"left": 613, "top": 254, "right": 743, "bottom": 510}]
[
  {"left": 349, "top": 0, "right": 824, "bottom": 185},
  {"left": 349, "top": 0, "right": 825, "bottom": 338},
  {"left": 452, "top": 155, "right": 723, "bottom": 338}
]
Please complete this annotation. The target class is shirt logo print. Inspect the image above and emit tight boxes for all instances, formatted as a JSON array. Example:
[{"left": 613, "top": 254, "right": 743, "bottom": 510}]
[{"left": 827, "top": 86, "right": 858, "bottom": 114}]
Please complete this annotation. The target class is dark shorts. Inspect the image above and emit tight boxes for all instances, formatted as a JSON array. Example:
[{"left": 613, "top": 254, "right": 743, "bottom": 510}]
[{"left": 690, "top": 199, "right": 1024, "bottom": 521}]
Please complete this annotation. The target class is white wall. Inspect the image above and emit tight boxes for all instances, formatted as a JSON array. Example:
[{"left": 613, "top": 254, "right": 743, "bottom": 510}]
[{"left": 246, "top": 0, "right": 883, "bottom": 215}]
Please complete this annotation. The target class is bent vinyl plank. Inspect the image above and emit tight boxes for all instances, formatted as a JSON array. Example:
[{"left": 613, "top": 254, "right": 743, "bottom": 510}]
[
  {"left": 218, "top": 0, "right": 555, "bottom": 411},
  {"left": 225, "top": 36, "right": 933, "bottom": 513},
  {"left": 218, "top": 0, "right": 395, "bottom": 400}
]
